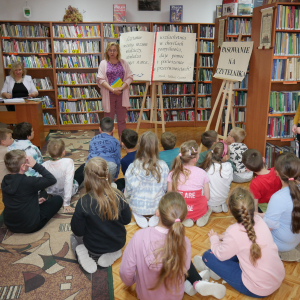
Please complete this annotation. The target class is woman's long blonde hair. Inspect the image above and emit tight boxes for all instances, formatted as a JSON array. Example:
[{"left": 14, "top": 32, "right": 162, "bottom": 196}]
[
  {"left": 134, "top": 131, "right": 161, "bottom": 183},
  {"left": 150, "top": 192, "right": 188, "bottom": 292},
  {"left": 228, "top": 187, "right": 262, "bottom": 266},
  {"left": 104, "top": 42, "right": 121, "bottom": 61},
  {"left": 170, "top": 140, "right": 198, "bottom": 191},
  {"left": 84, "top": 157, "right": 122, "bottom": 220},
  {"left": 10, "top": 61, "right": 26, "bottom": 78}
]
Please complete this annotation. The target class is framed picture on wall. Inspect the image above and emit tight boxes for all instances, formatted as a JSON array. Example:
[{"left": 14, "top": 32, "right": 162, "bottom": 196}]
[{"left": 138, "top": 0, "right": 161, "bottom": 11}]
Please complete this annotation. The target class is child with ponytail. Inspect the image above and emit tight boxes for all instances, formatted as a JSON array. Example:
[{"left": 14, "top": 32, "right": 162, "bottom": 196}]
[
  {"left": 120, "top": 192, "right": 226, "bottom": 300},
  {"left": 194, "top": 187, "right": 285, "bottom": 298},
  {"left": 70, "top": 157, "right": 131, "bottom": 274},
  {"left": 263, "top": 152, "right": 300, "bottom": 261},
  {"left": 200, "top": 141, "right": 233, "bottom": 213},
  {"left": 167, "top": 140, "right": 211, "bottom": 227}
]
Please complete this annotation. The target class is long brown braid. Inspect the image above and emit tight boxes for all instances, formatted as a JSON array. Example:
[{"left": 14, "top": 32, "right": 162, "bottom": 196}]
[{"left": 228, "top": 187, "right": 262, "bottom": 266}]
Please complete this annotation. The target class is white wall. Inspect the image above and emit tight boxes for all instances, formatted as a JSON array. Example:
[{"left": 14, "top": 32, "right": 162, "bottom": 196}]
[{"left": 0, "top": 0, "right": 222, "bottom": 85}]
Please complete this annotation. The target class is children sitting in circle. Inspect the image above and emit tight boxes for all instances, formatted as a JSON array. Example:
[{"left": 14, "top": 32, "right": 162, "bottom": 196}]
[{"left": 168, "top": 140, "right": 211, "bottom": 227}]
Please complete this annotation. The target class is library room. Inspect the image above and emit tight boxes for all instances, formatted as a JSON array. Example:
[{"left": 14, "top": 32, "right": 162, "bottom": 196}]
[{"left": 0, "top": 0, "right": 299, "bottom": 299}]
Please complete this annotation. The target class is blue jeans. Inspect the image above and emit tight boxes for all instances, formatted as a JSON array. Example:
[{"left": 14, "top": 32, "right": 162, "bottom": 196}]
[{"left": 202, "top": 250, "right": 264, "bottom": 298}]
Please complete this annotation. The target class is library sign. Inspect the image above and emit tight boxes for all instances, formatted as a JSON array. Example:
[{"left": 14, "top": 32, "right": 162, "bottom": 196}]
[{"left": 214, "top": 42, "right": 253, "bottom": 82}]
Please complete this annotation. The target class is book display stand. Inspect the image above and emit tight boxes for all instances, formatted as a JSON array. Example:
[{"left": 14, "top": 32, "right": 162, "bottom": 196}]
[{"left": 136, "top": 82, "right": 166, "bottom": 135}]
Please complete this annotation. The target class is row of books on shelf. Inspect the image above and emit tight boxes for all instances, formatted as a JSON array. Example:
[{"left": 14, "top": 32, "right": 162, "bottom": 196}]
[
  {"left": 57, "top": 87, "right": 100, "bottom": 99},
  {"left": 200, "top": 40, "right": 214, "bottom": 53},
  {"left": 56, "top": 72, "right": 97, "bottom": 85},
  {"left": 2, "top": 39, "right": 50, "bottom": 54},
  {"left": 223, "top": 108, "right": 246, "bottom": 123},
  {"left": 198, "top": 97, "right": 211, "bottom": 109},
  {"left": 276, "top": 5, "right": 300, "bottom": 30},
  {"left": 43, "top": 113, "right": 56, "bottom": 125},
  {"left": 200, "top": 25, "right": 215, "bottom": 39},
  {"left": 197, "top": 109, "right": 211, "bottom": 121},
  {"left": 129, "top": 97, "right": 150, "bottom": 109},
  {"left": 3, "top": 55, "right": 52, "bottom": 68},
  {"left": 158, "top": 110, "right": 195, "bottom": 122},
  {"left": 103, "top": 24, "right": 148, "bottom": 38},
  {"left": 274, "top": 32, "right": 300, "bottom": 56},
  {"left": 233, "top": 74, "right": 248, "bottom": 89},
  {"left": 55, "top": 55, "right": 100, "bottom": 68},
  {"left": 267, "top": 115, "right": 294, "bottom": 138},
  {"left": 153, "top": 24, "right": 194, "bottom": 33},
  {"left": 199, "top": 55, "right": 213, "bottom": 67},
  {"left": 157, "top": 84, "right": 195, "bottom": 95},
  {"left": 126, "top": 111, "right": 148, "bottom": 123},
  {"left": 269, "top": 91, "right": 300, "bottom": 113},
  {"left": 227, "top": 91, "right": 248, "bottom": 107},
  {"left": 199, "top": 69, "right": 212, "bottom": 81},
  {"left": 59, "top": 100, "right": 103, "bottom": 113},
  {"left": 227, "top": 18, "right": 252, "bottom": 35},
  {"left": 41, "top": 96, "right": 55, "bottom": 108},
  {"left": 53, "top": 40, "right": 100, "bottom": 54},
  {"left": 60, "top": 113, "right": 100, "bottom": 125},
  {"left": 33, "top": 77, "right": 53, "bottom": 90},
  {"left": 0, "top": 23, "right": 50, "bottom": 37},
  {"left": 272, "top": 58, "right": 300, "bottom": 81},
  {"left": 265, "top": 142, "right": 297, "bottom": 169},
  {"left": 156, "top": 96, "right": 195, "bottom": 109},
  {"left": 198, "top": 83, "right": 212, "bottom": 95},
  {"left": 52, "top": 25, "right": 100, "bottom": 38},
  {"left": 129, "top": 85, "right": 146, "bottom": 96}
]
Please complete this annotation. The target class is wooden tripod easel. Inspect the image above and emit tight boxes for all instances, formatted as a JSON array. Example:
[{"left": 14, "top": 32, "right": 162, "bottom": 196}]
[
  {"left": 199, "top": 79, "right": 236, "bottom": 152},
  {"left": 136, "top": 81, "right": 166, "bottom": 135}
]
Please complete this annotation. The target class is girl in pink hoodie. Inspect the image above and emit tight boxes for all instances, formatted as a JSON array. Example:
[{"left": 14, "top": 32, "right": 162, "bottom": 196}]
[{"left": 119, "top": 192, "right": 226, "bottom": 300}]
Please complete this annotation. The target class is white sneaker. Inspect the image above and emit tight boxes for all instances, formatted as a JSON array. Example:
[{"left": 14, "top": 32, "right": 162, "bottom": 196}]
[
  {"left": 98, "top": 249, "right": 122, "bottom": 267},
  {"left": 111, "top": 182, "right": 117, "bottom": 189},
  {"left": 196, "top": 208, "right": 212, "bottom": 227},
  {"left": 76, "top": 244, "right": 97, "bottom": 274},
  {"left": 222, "top": 203, "right": 229, "bottom": 213},
  {"left": 184, "top": 280, "right": 197, "bottom": 296},
  {"left": 200, "top": 270, "right": 210, "bottom": 281},
  {"left": 148, "top": 215, "right": 159, "bottom": 227},
  {"left": 132, "top": 212, "right": 148, "bottom": 229},
  {"left": 194, "top": 255, "right": 221, "bottom": 280},
  {"left": 210, "top": 205, "right": 222, "bottom": 213},
  {"left": 195, "top": 281, "right": 226, "bottom": 299},
  {"left": 182, "top": 218, "right": 194, "bottom": 227}
]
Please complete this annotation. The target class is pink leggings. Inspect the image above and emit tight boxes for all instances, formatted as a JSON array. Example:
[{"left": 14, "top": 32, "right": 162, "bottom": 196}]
[{"left": 104, "top": 93, "right": 127, "bottom": 140}]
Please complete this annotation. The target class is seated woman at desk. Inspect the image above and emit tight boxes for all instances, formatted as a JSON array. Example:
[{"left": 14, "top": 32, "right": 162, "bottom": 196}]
[{"left": 1, "top": 62, "right": 38, "bottom": 111}]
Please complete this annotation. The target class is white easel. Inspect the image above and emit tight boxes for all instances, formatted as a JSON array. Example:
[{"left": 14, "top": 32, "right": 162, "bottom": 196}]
[{"left": 136, "top": 81, "right": 166, "bottom": 135}]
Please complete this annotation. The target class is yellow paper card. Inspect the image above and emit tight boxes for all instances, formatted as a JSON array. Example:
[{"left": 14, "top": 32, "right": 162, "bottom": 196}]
[
  {"left": 60, "top": 34, "right": 64, "bottom": 38},
  {"left": 64, "top": 121, "right": 67, "bottom": 124},
  {"left": 78, "top": 34, "right": 82, "bottom": 38},
  {"left": 58, "top": 95, "right": 62, "bottom": 99},
  {"left": 82, "top": 95, "right": 86, "bottom": 99},
  {"left": 71, "top": 81, "right": 75, "bottom": 85},
  {"left": 63, "top": 81, "right": 67, "bottom": 84},
  {"left": 68, "top": 95, "right": 72, "bottom": 99},
  {"left": 42, "top": 104, "right": 46, "bottom": 108},
  {"left": 76, "top": 49, "right": 79, "bottom": 53},
  {"left": 8, "top": 64, "right": 12, "bottom": 68},
  {"left": 43, "top": 64, "right": 47, "bottom": 68},
  {"left": 36, "top": 86, "right": 39, "bottom": 90},
  {"left": 74, "top": 64, "right": 78, "bottom": 68},
  {"left": 68, "top": 120, "right": 72, "bottom": 124},
  {"left": 65, "top": 109, "right": 69, "bottom": 112},
  {"left": 87, "top": 108, "right": 91, "bottom": 112},
  {"left": 63, "top": 64, "right": 67, "bottom": 68},
  {"left": 84, "top": 120, "right": 87, "bottom": 124},
  {"left": 72, "top": 50, "right": 76, "bottom": 53},
  {"left": 63, "top": 49, "right": 67, "bottom": 53}
]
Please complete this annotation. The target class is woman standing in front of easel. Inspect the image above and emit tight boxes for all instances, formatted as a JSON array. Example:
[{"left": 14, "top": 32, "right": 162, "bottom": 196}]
[{"left": 97, "top": 42, "right": 133, "bottom": 140}]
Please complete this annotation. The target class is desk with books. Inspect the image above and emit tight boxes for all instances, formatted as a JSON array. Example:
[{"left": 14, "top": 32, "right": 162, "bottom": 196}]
[{"left": 0, "top": 101, "right": 45, "bottom": 148}]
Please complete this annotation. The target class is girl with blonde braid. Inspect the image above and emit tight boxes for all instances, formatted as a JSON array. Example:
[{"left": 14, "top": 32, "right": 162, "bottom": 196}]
[
  {"left": 263, "top": 153, "right": 300, "bottom": 261},
  {"left": 167, "top": 140, "right": 211, "bottom": 227},
  {"left": 194, "top": 187, "right": 285, "bottom": 298}
]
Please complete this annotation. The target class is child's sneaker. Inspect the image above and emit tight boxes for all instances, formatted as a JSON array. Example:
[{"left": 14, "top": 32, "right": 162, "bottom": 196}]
[
  {"left": 196, "top": 208, "right": 212, "bottom": 227},
  {"left": 194, "top": 255, "right": 221, "bottom": 280},
  {"left": 98, "top": 249, "right": 122, "bottom": 267},
  {"left": 184, "top": 270, "right": 210, "bottom": 296},
  {"left": 182, "top": 218, "right": 194, "bottom": 227},
  {"left": 76, "top": 244, "right": 97, "bottom": 274},
  {"left": 132, "top": 212, "right": 148, "bottom": 229},
  {"left": 195, "top": 281, "right": 226, "bottom": 299},
  {"left": 222, "top": 203, "right": 228, "bottom": 213},
  {"left": 210, "top": 205, "right": 222, "bottom": 213},
  {"left": 278, "top": 247, "right": 300, "bottom": 262}
]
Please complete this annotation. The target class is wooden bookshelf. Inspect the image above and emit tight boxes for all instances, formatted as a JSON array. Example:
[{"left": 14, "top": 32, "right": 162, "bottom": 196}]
[
  {"left": 244, "top": 3, "right": 300, "bottom": 160},
  {"left": 211, "top": 14, "right": 252, "bottom": 135},
  {"left": 0, "top": 21, "right": 215, "bottom": 129}
]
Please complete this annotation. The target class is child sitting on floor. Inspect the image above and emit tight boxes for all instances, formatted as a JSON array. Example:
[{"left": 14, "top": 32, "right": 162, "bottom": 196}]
[
  {"left": 242, "top": 149, "right": 282, "bottom": 212},
  {"left": 226, "top": 127, "right": 253, "bottom": 183},
  {"left": 197, "top": 130, "right": 218, "bottom": 167},
  {"left": 263, "top": 152, "right": 300, "bottom": 262},
  {"left": 42, "top": 139, "right": 84, "bottom": 213},
  {"left": 159, "top": 132, "right": 179, "bottom": 170},
  {"left": 200, "top": 141, "right": 233, "bottom": 213},
  {"left": 168, "top": 140, "right": 211, "bottom": 227},
  {"left": 0, "top": 128, "right": 14, "bottom": 186},
  {"left": 125, "top": 131, "right": 169, "bottom": 229},
  {"left": 120, "top": 192, "right": 226, "bottom": 300},
  {"left": 116, "top": 129, "right": 138, "bottom": 191},
  {"left": 8, "top": 122, "right": 43, "bottom": 176},
  {"left": 194, "top": 187, "right": 285, "bottom": 298},
  {"left": 86, "top": 117, "right": 121, "bottom": 182},
  {"left": 2, "top": 150, "right": 63, "bottom": 233},
  {"left": 70, "top": 157, "right": 131, "bottom": 274}
]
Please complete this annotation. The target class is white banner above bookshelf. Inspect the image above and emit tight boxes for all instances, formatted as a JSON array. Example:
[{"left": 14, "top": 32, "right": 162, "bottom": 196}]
[
  {"left": 258, "top": 7, "right": 274, "bottom": 50},
  {"left": 214, "top": 41, "right": 253, "bottom": 82}
]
